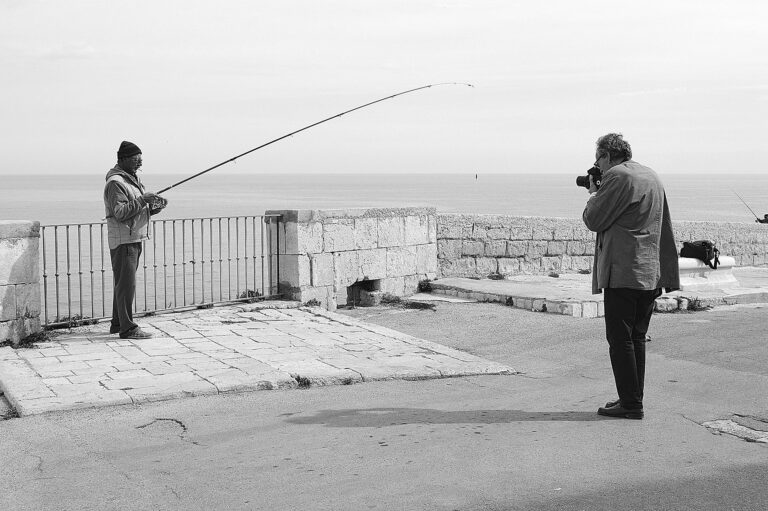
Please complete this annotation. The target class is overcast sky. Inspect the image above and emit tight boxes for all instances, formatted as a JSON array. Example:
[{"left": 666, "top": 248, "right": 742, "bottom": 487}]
[{"left": 1, "top": 0, "right": 766, "bottom": 176}]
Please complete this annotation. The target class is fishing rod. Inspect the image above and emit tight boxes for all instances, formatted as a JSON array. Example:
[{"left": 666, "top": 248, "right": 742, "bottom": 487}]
[
  {"left": 157, "top": 82, "right": 474, "bottom": 195},
  {"left": 732, "top": 189, "right": 761, "bottom": 222}
]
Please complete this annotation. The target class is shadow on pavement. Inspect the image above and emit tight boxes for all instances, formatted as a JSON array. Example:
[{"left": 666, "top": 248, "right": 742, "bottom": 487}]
[{"left": 284, "top": 407, "right": 610, "bottom": 427}]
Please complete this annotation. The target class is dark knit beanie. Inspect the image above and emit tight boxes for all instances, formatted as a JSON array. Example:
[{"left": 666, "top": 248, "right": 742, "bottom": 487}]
[{"left": 117, "top": 141, "right": 142, "bottom": 160}]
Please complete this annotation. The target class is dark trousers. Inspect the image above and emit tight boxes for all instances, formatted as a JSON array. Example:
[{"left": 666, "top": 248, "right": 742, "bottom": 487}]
[
  {"left": 110, "top": 242, "right": 142, "bottom": 335},
  {"left": 603, "top": 287, "right": 662, "bottom": 410}
]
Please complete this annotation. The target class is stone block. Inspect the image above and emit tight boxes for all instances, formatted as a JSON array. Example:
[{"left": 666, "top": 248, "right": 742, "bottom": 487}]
[
  {"left": 416, "top": 244, "right": 437, "bottom": 274},
  {"left": 546, "top": 241, "right": 567, "bottom": 256},
  {"left": 553, "top": 224, "right": 575, "bottom": 240},
  {"left": 435, "top": 214, "right": 465, "bottom": 238},
  {"left": 655, "top": 296, "right": 679, "bottom": 312},
  {"left": 519, "top": 258, "right": 541, "bottom": 274},
  {"left": 532, "top": 226, "right": 554, "bottom": 241},
  {"left": 404, "top": 216, "right": 430, "bottom": 245},
  {"left": 0, "top": 237, "right": 40, "bottom": 285},
  {"left": 574, "top": 226, "right": 595, "bottom": 242},
  {"left": 279, "top": 254, "right": 311, "bottom": 288},
  {"left": 387, "top": 246, "right": 418, "bottom": 277},
  {"left": 358, "top": 248, "right": 388, "bottom": 280},
  {"left": 470, "top": 224, "right": 488, "bottom": 240},
  {"left": 379, "top": 277, "right": 405, "bottom": 296},
  {"left": 438, "top": 257, "right": 476, "bottom": 278},
  {"left": 527, "top": 241, "right": 548, "bottom": 258},
  {"left": 297, "top": 222, "right": 324, "bottom": 254},
  {"left": 354, "top": 217, "right": 378, "bottom": 250},
  {"left": 437, "top": 239, "right": 462, "bottom": 260},
  {"left": 506, "top": 241, "right": 528, "bottom": 257},
  {"left": 333, "top": 251, "right": 359, "bottom": 287},
  {"left": 15, "top": 283, "right": 41, "bottom": 319},
  {"left": 298, "top": 285, "right": 336, "bottom": 310},
  {"left": 566, "top": 241, "right": 586, "bottom": 256},
  {"left": 476, "top": 257, "right": 498, "bottom": 276},
  {"left": 462, "top": 240, "right": 484, "bottom": 256},
  {"left": 509, "top": 225, "right": 533, "bottom": 240},
  {"left": 485, "top": 240, "right": 507, "bottom": 257},
  {"left": 487, "top": 227, "right": 510, "bottom": 240},
  {"left": 428, "top": 215, "right": 437, "bottom": 243},
  {"left": 0, "top": 285, "right": 16, "bottom": 321},
  {"left": 403, "top": 274, "right": 422, "bottom": 295},
  {"left": 323, "top": 219, "right": 356, "bottom": 252},
  {"left": 378, "top": 217, "right": 405, "bottom": 247},
  {"left": 497, "top": 258, "right": 520, "bottom": 275},
  {"left": 310, "top": 253, "right": 334, "bottom": 287},
  {"left": 582, "top": 302, "right": 599, "bottom": 318},
  {"left": 540, "top": 256, "right": 562, "bottom": 272}
]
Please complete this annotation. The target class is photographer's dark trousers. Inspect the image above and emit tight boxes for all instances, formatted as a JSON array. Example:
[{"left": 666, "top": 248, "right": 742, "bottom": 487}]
[
  {"left": 110, "top": 242, "right": 142, "bottom": 335},
  {"left": 603, "top": 287, "right": 662, "bottom": 410}
]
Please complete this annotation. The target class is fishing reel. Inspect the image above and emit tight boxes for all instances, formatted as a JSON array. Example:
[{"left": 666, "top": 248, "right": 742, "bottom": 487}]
[{"left": 148, "top": 195, "right": 168, "bottom": 211}]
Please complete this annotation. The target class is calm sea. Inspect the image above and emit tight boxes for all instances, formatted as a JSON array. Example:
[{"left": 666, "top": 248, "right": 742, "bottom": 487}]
[{"left": 2, "top": 172, "right": 768, "bottom": 225}]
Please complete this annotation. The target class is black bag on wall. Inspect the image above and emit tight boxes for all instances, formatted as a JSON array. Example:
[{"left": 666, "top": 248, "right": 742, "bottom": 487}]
[{"left": 680, "top": 240, "right": 720, "bottom": 269}]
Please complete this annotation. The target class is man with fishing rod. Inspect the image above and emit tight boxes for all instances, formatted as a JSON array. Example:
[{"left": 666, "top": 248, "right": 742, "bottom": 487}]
[
  {"left": 580, "top": 133, "right": 679, "bottom": 420},
  {"left": 103, "top": 141, "right": 168, "bottom": 339}
]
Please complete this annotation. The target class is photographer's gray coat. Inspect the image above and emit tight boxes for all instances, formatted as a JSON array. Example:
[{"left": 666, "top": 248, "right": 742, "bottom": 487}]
[{"left": 582, "top": 160, "right": 680, "bottom": 294}]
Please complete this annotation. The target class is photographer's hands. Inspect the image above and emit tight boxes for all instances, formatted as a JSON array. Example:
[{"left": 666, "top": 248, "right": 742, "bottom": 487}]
[{"left": 588, "top": 176, "right": 599, "bottom": 194}]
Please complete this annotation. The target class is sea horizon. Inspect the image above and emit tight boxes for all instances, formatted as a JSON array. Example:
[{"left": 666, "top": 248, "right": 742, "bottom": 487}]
[{"left": 3, "top": 172, "right": 768, "bottom": 226}]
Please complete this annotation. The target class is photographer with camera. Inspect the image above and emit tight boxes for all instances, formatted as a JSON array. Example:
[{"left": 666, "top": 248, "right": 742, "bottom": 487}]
[{"left": 581, "top": 133, "right": 679, "bottom": 420}]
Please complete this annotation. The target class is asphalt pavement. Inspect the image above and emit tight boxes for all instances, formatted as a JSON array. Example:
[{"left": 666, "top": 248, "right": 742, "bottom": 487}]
[{"left": 1, "top": 298, "right": 766, "bottom": 510}]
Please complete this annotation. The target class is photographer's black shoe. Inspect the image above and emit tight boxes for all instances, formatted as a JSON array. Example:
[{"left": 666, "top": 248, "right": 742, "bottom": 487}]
[
  {"left": 605, "top": 399, "right": 620, "bottom": 408},
  {"left": 598, "top": 403, "right": 644, "bottom": 420}
]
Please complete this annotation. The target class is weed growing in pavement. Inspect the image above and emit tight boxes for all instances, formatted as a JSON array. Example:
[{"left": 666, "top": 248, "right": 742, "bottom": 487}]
[
  {"left": 294, "top": 375, "right": 311, "bottom": 388},
  {"left": 0, "top": 330, "right": 53, "bottom": 349},
  {"left": 381, "top": 294, "right": 436, "bottom": 310},
  {"left": 686, "top": 298, "right": 712, "bottom": 312}
]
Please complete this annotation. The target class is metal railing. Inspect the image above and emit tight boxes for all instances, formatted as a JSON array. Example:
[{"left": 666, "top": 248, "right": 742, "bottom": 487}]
[{"left": 40, "top": 214, "right": 281, "bottom": 328}]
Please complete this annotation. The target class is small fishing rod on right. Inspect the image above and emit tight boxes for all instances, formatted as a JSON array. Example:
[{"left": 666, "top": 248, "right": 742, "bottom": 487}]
[{"left": 732, "top": 189, "right": 768, "bottom": 223}]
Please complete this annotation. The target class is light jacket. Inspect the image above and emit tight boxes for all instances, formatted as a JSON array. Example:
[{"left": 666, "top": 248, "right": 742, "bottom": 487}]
[
  {"left": 582, "top": 160, "right": 680, "bottom": 294},
  {"left": 103, "top": 166, "right": 151, "bottom": 250}
]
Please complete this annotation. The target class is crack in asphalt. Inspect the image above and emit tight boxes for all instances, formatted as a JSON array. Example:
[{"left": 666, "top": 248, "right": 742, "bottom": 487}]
[{"left": 136, "top": 418, "right": 203, "bottom": 446}]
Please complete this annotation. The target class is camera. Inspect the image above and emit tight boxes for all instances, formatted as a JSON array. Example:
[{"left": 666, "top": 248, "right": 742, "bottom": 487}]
[{"left": 576, "top": 166, "right": 602, "bottom": 190}]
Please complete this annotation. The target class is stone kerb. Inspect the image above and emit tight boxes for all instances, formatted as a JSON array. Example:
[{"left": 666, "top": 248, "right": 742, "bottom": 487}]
[
  {"left": 437, "top": 214, "right": 595, "bottom": 279},
  {"left": 0, "top": 221, "right": 42, "bottom": 346},
  {"left": 266, "top": 208, "right": 437, "bottom": 309}
]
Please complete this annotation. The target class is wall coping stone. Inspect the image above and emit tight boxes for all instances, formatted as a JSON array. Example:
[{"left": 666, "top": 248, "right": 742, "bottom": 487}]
[
  {"left": 267, "top": 207, "right": 436, "bottom": 223},
  {"left": 0, "top": 221, "right": 40, "bottom": 239}
]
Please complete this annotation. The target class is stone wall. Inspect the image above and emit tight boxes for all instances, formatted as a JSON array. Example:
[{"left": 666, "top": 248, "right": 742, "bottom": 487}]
[
  {"left": 436, "top": 214, "right": 768, "bottom": 279},
  {"left": 0, "top": 221, "right": 42, "bottom": 346},
  {"left": 267, "top": 208, "right": 437, "bottom": 309}
]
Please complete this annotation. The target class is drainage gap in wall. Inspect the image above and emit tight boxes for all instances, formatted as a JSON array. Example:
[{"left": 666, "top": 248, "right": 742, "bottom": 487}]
[{"left": 346, "top": 279, "right": 381, "bottom": 307}]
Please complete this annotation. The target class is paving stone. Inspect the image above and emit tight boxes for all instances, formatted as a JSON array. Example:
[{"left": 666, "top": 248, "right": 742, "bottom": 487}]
[
  {"left": 0, "top": 304, "right": 514, "bottom": 416},
  {"left": 124, "top": 374, "right": 218, "bottom": 403}
]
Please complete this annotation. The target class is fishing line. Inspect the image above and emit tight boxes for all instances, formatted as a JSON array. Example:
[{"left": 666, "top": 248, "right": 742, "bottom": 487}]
[
  {"left": 731, "top": 189, "right": 761, "bottom": 221},
  {"left": 157, "top": 82, "right": 474, "bottom": 195}
]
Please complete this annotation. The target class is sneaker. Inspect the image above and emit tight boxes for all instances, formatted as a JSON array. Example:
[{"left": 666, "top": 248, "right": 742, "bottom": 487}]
[{"left": 119, "top": 327, "right": 154, "bottom": 339}]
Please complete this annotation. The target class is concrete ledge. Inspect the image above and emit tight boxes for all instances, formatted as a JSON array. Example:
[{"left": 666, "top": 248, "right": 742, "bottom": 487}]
[{"left": 679, "top": 256, "right": 738, "bottom": 291}]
